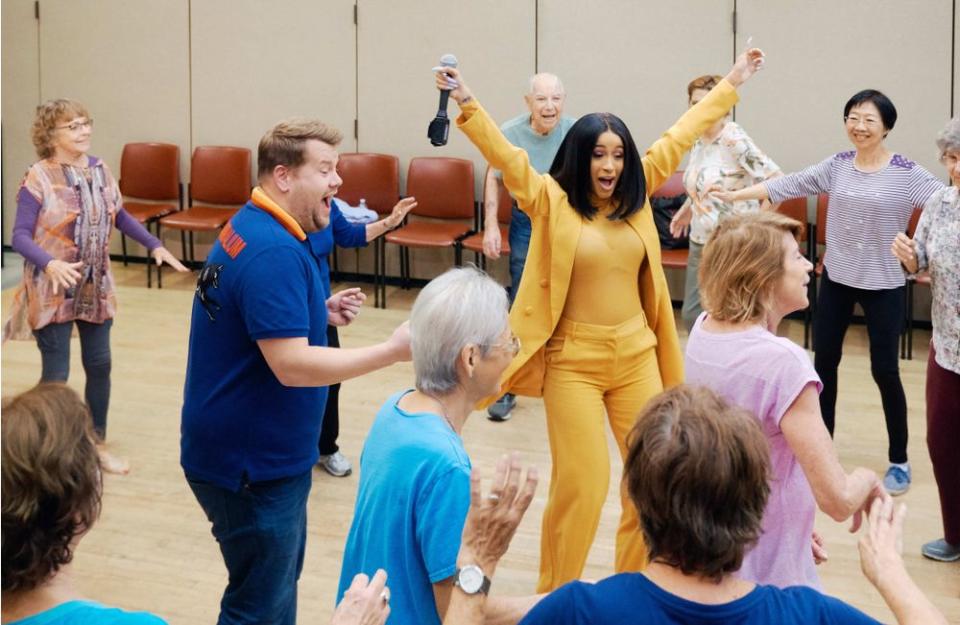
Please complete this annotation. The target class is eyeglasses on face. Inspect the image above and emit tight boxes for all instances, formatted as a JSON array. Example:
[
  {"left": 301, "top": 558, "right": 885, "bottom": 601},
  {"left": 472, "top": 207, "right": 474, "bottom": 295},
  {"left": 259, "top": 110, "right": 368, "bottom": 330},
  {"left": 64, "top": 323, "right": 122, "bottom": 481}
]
[
  {"left": 844, "top": 115, "right": 881, "bottom": 128},
  {"left": 56, "top": 119, "right": 94, "bottom": 132},
  {"left": 481, "top": 333, "right": 521, "bottom": 357}
]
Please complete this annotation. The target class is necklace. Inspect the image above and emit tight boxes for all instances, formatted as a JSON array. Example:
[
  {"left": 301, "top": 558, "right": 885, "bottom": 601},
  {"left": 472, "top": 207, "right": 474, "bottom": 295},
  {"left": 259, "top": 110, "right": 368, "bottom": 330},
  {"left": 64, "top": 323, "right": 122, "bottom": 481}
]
[{"left": 424, "top": 393, "right": 458, "bottom": 434}]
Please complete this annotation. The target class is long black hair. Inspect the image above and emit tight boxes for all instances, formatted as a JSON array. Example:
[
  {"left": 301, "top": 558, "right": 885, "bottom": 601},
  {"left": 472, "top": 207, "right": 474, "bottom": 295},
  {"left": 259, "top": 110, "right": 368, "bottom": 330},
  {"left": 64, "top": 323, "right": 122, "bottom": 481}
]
[{"left": 549, "top": 112, "right": 646, "bottom": 221}]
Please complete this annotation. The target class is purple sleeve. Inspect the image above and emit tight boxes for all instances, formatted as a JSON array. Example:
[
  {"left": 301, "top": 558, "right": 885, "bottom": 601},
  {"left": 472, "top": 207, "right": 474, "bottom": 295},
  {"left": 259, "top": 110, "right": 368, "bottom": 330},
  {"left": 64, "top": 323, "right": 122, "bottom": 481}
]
[
  {"left": 772, "top": 345, "right": 822, "bottom": 426},
  {"left": 11, "top": 187, "right": 54, "bottom": 268},
  {"left": 330, "top": 201, "right": 368, "bottom": 249},
  {"left": 765, "top": 156, "right": 834, "bottom": 203},
  {"left": 908, "top": 164, "right": 944, "bottom": 208},
  {"left": 115, "top": 207, "right": 163, "bottom": 251}
]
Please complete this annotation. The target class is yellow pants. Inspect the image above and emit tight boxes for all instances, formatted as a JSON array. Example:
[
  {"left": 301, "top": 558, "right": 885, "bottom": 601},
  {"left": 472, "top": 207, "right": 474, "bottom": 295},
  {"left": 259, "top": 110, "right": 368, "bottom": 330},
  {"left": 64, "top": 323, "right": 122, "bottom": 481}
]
[{"left": 537, "top": 314, "right": 662, "bottom": 592}]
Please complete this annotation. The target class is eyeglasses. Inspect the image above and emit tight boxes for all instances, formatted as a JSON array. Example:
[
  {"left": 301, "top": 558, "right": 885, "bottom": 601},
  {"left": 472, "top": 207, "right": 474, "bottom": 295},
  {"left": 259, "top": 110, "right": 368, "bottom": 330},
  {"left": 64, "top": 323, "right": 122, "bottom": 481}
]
[
  {"left": 482, "top": 333, "right": 521, "bottom": 357},
  {"left": 941, "top": 152, "right": 960, "bottom": 167},
  {"left": 56, "top": 119, "right": 94, "bottom": 132},
  {"left": 844, "top": 115, "right": 881, "bottom": 128}
]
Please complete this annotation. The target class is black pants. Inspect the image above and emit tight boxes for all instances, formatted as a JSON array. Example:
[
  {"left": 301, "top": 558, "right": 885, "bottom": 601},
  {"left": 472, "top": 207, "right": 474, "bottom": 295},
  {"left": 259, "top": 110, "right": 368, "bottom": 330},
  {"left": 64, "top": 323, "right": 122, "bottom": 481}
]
[
  {"left": 33, "top": 319, "right": 112, "bottom": 439},
  {"left": 318, "top": 325, "right": 340, "bottom": 456},
  {"left": 813, "top": 270, "right": 907, "bottom": 463}
]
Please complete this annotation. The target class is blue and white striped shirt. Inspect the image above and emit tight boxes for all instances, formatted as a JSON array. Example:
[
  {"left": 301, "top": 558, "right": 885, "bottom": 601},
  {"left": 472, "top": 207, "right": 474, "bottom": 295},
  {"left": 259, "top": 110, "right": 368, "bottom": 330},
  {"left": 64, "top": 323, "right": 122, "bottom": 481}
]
[{"left": 765, "top": 151, "right": 942, "bottom": 290}]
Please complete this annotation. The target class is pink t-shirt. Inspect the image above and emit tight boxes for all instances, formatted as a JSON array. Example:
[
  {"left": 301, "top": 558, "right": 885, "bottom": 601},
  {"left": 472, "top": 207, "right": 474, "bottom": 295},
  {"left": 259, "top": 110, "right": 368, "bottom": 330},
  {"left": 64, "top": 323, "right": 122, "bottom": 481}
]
[{"left": 685, "top": 313, "right": 823, "bottom": 589}]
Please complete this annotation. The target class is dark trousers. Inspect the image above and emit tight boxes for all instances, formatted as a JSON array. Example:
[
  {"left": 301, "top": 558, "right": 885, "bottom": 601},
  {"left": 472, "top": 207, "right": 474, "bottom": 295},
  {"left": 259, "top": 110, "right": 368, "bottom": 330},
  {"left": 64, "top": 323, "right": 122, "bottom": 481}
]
[
  {"left": 813, "top": 270, "right": 908, "bottom": 463},
  {"left": 927, "top": 344, "right": 960, "bottom": 545},
  {"left": 508, "top": 205, "right": 531, "bottom": 304},
  {"left": 186, "top": 470, "right": 312, "bottom": 625},
  {"left": 318, "top": 325, "right": 340, "bottom": 455},
  {"left": 33, "top": 319, "right": 112, "bottom": 439}
]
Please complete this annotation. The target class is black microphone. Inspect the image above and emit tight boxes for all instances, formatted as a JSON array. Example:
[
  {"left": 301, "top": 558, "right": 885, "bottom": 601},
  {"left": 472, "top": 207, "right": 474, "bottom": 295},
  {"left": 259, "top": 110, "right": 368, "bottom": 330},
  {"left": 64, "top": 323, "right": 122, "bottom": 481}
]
[{"left": 428, "top": 54, "right": 458, "bottom": 147}]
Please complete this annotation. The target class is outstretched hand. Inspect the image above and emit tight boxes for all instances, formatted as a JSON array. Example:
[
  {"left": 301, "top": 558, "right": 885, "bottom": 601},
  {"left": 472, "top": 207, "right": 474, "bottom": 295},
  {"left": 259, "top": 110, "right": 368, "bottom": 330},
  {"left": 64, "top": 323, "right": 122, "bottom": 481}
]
[
  {"left": 384, "top": 197, "right": 418, "bottom": 230},
  {"left": 44, "top": 259, "right": 83, "bottom": 295},
  {"left": 458, "top": 452, "right": 538, "bottom": 574},
  {"left": 152, "top": 246, "right": 189, "bottom": 272},
  {"left": 331, "top": 569, "right": 390, "bottom": 625},
  {"left": 725, "top": 46, "right": 766, "bottom": 88}
]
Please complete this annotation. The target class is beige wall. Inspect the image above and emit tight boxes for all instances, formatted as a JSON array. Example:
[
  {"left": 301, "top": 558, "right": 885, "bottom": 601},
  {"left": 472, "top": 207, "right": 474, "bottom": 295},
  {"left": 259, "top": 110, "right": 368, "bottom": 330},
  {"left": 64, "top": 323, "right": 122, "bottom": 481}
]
[{"left": 1, "top": 1, "right": 954, "bottom": 316}]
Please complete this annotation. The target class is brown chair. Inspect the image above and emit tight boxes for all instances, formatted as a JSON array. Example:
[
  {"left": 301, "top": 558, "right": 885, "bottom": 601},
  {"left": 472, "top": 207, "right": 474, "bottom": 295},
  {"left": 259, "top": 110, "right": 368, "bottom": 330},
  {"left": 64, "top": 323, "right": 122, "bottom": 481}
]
[
  {"left": 902, "top": 206, "right": 926, "bottom": 360},
  {"left": 808, "top": 193, "right": 829, "bottom": 344},
  {"left": 119, "top": 142, "right": 181, "bottom": 288},
  {"left": 775, "top": 196, "right": 814, "bottom": 348},
  {"left": 653, "top": 171, "right": 689, "bottom": 272},
  {"left": 334, "top": 153, "right": 400, "bottom": 308},
  {"left": 459, "top": 166, "right": 512, "bottom": 270},
  {"left": 160, "top": 146, "right": 252, "bottom": 266},
  {"left": 383, "top": 157, "right": 475, "bottom": 308}
]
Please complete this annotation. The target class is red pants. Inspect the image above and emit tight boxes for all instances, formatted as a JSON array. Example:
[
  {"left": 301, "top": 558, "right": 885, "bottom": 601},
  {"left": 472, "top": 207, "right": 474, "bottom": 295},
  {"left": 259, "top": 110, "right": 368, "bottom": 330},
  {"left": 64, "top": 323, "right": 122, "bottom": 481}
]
[{"left": 927, "top": 344, "right": 960, "bottom": 545}]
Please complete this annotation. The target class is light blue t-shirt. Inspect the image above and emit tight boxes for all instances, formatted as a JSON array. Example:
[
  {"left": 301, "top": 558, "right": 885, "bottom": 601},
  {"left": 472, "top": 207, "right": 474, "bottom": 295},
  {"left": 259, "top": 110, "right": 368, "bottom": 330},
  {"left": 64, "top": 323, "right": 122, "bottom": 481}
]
[
  {"left": 498, "top": 113, "right": 577, "bottom": 176},
  {"left": 8, "top": 600, "right": 167, "bottom": 625},
  {"left": 336, "top": 390, "right": 471, "bottom": 625}
]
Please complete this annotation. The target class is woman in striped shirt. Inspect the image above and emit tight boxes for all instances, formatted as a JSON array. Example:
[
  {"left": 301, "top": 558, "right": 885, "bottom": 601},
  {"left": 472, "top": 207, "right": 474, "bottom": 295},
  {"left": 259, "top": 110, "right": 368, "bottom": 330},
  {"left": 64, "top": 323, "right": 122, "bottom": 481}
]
[{"left": 713, "top": 90, "right": 942, "bottom": 496}]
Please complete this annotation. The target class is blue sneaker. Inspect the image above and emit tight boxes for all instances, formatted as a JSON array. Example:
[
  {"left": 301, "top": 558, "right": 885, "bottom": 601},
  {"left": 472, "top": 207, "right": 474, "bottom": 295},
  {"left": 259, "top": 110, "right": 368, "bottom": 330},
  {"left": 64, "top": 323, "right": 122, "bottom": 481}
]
[{"left": 883, "top": 464, "right": 911, "bottom": 496}]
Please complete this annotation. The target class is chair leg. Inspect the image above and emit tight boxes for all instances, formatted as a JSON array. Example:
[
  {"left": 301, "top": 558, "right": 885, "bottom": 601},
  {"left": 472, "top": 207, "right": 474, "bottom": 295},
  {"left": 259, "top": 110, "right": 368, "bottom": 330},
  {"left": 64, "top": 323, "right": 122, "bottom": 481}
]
[
  {"left": 180, "top": 231, "right": 187, "bottom": 263},
  {"left": 121, "top": 234, "right": 129, "bottom": 266},
  {"left": 189, "top": 231, "right": 195, "bottom": 266},
  {"left": 156, "top": 222, "right": 163, "bottom": 289},
  {"left": 379, "top": 240, "right": 388, "bottom": 309},
  {"left": 373, "top": 239, "right": 381, "bottom": 309}
]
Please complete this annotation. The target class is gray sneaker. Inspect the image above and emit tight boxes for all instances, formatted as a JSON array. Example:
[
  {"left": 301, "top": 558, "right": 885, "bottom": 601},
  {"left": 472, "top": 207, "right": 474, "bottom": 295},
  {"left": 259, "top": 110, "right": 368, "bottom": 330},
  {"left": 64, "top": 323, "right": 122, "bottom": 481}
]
[
  {"left": 487, "top": 393, "right": 517, "bottom": 422},
  {"left": 883, "top": 464, "right": 911, "bottom": 496},
  {"left": 921, "top": 538, "right": 960, "bottom": 562},
  {"left": 317, "top": 451, "right": 352, "bottom": 477}
]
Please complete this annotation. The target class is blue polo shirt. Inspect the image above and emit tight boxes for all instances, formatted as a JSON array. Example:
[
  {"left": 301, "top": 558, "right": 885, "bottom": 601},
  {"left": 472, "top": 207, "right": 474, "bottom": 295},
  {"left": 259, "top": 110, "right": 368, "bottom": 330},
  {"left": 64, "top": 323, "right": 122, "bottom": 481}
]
[
  {"left": 308, "top": 200, "right": 368, "bottom": 298},
  {"left": 180, "top": 197, "right": 328, "bottom": 491}
]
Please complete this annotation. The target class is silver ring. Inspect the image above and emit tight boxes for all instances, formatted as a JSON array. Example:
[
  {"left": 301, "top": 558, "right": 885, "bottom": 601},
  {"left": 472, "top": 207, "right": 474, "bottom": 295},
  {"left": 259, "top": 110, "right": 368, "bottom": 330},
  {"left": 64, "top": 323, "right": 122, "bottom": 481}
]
[
  {"left": 380, "top": 589, "right": 390, "bottom": 604},
  {"left": 487, "top": 493, "right": 501, "bottom": 502}
]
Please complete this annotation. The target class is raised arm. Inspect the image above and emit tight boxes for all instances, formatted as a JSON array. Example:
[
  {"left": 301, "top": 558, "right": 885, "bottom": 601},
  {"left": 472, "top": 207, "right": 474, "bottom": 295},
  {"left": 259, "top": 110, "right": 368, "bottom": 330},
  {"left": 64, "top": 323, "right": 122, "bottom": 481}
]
[
  {"left": 643, "top": 47, "right": 764, "bottom": 192},
  {"left": 780, "top": 384, "right": 882, "bottom": 526},
  {"left": 438, "top": 67, "right": 548, "bottom": 214}
]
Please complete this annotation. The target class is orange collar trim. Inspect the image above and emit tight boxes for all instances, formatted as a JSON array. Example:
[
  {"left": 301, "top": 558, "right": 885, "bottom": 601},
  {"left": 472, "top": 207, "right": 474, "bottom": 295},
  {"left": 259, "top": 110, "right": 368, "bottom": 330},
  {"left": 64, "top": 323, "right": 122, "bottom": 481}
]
[{"left": 250, "top": 187, "right": 307, "bottom": 241}]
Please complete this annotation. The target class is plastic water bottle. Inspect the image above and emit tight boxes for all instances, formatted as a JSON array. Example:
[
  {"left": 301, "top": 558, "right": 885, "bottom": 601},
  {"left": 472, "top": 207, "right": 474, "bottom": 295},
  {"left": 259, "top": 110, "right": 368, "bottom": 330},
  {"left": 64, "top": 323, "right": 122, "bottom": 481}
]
[{"left": 359, "top": 198, "right": 368, "bottom": 212}]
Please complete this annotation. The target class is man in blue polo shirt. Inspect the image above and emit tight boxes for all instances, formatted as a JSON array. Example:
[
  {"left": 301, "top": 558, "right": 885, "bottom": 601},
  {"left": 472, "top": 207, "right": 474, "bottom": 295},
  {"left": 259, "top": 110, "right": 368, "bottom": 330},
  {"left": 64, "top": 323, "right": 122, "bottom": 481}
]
[{"left": 181, "top": 118, "right": 410, "bottom": 625}]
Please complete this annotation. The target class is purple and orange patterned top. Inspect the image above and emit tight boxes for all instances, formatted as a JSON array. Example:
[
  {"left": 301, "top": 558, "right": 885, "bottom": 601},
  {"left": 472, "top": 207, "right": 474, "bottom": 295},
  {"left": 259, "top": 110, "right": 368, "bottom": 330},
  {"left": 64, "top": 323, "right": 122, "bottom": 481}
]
[{"left": 4, "top": 156, "right": 160, "bottom": 340}]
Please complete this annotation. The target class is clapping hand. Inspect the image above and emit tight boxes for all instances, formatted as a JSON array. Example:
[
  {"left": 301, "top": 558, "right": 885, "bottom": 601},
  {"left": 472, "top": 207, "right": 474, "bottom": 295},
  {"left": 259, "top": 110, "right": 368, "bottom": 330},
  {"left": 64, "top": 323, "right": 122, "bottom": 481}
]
[
  {"left": 384, "top": 197, "right": 418, "bottom": 230},
  {"left": 327, "top": 287, "right": 367, "bottom": 327}
]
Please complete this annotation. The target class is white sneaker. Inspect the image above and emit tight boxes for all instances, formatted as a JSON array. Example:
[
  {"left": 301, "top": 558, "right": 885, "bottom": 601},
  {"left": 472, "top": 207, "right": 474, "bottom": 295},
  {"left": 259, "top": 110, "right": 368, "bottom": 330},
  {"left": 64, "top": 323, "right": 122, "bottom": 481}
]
[{"left": 317, "top": 451, "right": 352, "bottom": 477}]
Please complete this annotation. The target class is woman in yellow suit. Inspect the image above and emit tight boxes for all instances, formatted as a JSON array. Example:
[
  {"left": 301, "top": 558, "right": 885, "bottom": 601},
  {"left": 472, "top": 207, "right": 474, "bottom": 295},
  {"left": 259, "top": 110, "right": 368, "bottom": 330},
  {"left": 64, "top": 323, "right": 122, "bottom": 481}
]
[{"left": 436, "top": 48, "right": 766, "bottom": 592}]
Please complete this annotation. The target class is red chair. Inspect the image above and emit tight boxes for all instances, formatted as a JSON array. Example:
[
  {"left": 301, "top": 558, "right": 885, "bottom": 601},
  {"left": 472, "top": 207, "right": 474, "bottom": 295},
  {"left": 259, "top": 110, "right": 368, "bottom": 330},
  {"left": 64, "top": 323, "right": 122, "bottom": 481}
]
[
  {"left": 653, "top": 172, "right": 688, "bottom": 271},
  {"left": 160, "top": 146, "right": 251, "bottom": 266},
  {"left": 383, "top": 157, "right": 475, "bottom": 308},
  {"left": 776, "top": 196, "right": 814, "bottom": 347},
  {"left": 118, "top": 142, "right": 181, "bottom": 288},
  {"left": 459, "top": 166, "right": 512, "bottom": 270},
  {"left": 334, "top": 153, "right": 401, "bottom": 307}
]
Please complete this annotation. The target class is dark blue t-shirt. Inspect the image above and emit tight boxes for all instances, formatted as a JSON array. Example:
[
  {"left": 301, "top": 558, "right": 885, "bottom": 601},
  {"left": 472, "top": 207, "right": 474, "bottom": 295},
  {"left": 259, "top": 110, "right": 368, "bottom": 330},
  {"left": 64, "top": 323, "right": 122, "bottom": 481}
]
[
  {"left": 520, "top": 574, "right": 883, "bottom": 625},
  {"left": 181, "top": 201, "right": 328, "bottom": 490},
  {"left": 307, "top": 200, "right": 368, "bottom": 298}
]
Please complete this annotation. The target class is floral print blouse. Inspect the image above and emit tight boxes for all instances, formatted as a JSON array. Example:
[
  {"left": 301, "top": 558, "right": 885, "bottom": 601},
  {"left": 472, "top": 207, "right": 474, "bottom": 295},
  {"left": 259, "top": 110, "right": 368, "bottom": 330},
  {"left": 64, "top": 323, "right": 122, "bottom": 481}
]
[
  {"left": 913, "top": 185, "right": 960, "bottom": 374},
  {"left": 683, "top": 121, "right": 781, "bottom": 244}
]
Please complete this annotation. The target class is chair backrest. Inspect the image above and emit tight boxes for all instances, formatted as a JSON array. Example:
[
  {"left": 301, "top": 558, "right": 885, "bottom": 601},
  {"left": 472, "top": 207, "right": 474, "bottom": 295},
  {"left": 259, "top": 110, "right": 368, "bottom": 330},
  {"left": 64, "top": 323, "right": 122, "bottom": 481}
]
[
  {"left": 190, "top": 146, "right": 252, "bottom": 206},
  {"left": 816, "top": 193, "right": 829, "bottom": 245},
  {"left": 906, "top": 206, "right": 922, "bottom": 237},
  {"left": 484, "top": 166, "right": 514, "bottom": 225},
  {"left": 775, "top": 196, "right": 809, "bottom": 243},
  {"left": 650, "top": 171, "right": 685, "bottom": 199},
  {"left": 406, "top": 157, "right": 475, "bottom": 220},
  {"left": 119, "top": 142, "right": 180, "bottom": 201},
  {"left": 336, "top": 152, "right": 400, "bottom": 215}
]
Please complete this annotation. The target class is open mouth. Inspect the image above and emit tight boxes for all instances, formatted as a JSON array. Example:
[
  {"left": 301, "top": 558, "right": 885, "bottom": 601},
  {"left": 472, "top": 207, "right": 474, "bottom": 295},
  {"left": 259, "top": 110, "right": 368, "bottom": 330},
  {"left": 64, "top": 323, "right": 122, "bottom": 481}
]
[{"left": 597, "top": 176, "right": 616, "bottom": 192}]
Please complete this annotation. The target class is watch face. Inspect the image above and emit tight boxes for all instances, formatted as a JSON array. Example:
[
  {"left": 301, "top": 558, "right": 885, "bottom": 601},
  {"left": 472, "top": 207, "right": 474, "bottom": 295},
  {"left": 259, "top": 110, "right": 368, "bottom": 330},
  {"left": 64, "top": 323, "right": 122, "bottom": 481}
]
[{"left": 458, "top": 565, "right": 484, "bottom": 593}]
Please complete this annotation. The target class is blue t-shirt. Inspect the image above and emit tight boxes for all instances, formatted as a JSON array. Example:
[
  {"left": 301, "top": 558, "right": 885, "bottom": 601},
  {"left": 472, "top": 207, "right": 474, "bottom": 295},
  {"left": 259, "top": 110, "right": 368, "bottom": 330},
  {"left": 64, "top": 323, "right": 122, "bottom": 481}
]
[
  {"left": 520, "top": 574, "right": 882, "bottom": 625},
  {"left": 8, "top": 600, "right": 166, "bottom": 625},
  {"left": 308, "top": 200, "right": 368, "bottom": 298},
  {"left": 336, "top": 390, "right": 471, "bottom": 625},
  {"left": 181, "top": 201, "right": 329, "bottom": 490}
]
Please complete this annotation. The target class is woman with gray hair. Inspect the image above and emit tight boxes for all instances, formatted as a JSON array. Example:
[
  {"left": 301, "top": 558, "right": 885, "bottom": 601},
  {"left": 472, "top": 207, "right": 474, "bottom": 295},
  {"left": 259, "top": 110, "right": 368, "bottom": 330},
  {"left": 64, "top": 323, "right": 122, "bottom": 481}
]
[
  {"left": 337, "top": 266, "right": 540, "bottom": 625},
  {"left": 891, "top": 117, "right": 960, "bottom": 562}
]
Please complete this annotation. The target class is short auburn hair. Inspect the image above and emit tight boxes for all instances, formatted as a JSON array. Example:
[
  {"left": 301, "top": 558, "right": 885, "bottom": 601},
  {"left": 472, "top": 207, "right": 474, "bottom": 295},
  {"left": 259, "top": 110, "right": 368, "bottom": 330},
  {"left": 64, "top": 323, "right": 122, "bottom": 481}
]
[
  {"left": 699, "top": 211, "right": 803, "bottom": 323},
  {"left": 2, "top": 384, "right": 102, "bottom": 592},
  {"left": 257, "top": 117, "right": 342, "bottom": 179},
  {"left": 31, "top": 99, "right": 90, "bottom": 159},
  {"left": 624, "top": 385, "right": 770, "bottom": 582},
  {"left": 687, "top": 74, "right": 724, "bottom": 101}
]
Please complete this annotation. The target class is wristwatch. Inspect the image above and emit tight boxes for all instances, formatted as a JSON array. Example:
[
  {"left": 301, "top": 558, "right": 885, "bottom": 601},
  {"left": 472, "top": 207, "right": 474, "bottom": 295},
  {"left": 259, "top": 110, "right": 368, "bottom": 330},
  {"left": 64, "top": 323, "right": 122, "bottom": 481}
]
[{"left": 454, "top": 564, "right": 491, "bottom": 595}]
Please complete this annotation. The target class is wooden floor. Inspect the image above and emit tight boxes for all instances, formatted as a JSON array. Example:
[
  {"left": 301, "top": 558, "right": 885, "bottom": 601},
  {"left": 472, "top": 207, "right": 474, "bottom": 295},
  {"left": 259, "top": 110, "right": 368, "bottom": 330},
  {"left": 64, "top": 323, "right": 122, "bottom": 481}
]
[{"left": 1, "top": 264, "right": 958, "bottom": 624}]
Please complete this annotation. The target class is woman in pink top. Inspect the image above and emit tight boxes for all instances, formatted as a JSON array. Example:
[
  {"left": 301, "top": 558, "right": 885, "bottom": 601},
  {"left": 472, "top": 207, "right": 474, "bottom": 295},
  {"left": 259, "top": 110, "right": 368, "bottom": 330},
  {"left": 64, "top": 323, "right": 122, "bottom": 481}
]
[{"left": 684, "top": 211, "right": 885, "bottom": 589}]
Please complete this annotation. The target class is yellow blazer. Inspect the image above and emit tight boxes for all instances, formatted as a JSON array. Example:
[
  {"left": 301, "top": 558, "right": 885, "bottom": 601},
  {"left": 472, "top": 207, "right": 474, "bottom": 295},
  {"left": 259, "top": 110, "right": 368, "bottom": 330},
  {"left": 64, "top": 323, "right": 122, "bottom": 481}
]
[{"left": 457, "top": 80, "right": 739, "bottom": 404}]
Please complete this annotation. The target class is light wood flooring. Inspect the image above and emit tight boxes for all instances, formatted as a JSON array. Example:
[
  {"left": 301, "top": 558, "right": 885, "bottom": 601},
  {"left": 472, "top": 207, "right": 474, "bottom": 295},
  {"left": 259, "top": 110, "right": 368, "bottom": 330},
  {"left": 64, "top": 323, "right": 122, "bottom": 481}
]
[{"left": 1, "top": 264, "right": 957, "bottom": 624}]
